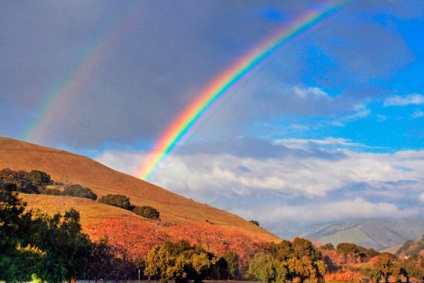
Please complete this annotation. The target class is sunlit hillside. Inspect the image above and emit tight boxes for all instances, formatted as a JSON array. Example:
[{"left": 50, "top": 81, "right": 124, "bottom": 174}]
[{"left": 0, "top": 137, "right": 279, "bottom": 258}]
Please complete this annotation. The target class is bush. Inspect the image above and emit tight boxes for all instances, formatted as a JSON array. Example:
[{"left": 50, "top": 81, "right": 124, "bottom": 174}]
[
  {"left": 63, "top": 184, "right": 97, "bottom": 200},
  {"left": 249, "top": 220, "right": 260, "bottom": 226},
  {"left": 132, "top": 205, "right": 160, "bottom": 220},
  {"left": 27, "top": 170, "right": 51, "bottom": 186},
  {"left": 0, "top": 168, "right": 51, "bottom": 194},
  {"left": 42, "top": 188, "right": 62, "bottom": 196},
  {"left": 98, "top": 194, "right": 131, "bottom": 210}
]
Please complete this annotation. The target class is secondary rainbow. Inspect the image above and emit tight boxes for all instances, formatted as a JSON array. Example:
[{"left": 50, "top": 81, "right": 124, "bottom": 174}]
[
  {"left": 137, "top": 1, "right": 352, "bottom": 181},
  {"left": 21, "top": 2, "right": 140, "bottom": 144}
]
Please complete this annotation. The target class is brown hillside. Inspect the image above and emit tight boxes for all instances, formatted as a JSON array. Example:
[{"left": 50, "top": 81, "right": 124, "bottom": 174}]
[{"left": 0, "top": 137, "right": 279, "bottom": 256}]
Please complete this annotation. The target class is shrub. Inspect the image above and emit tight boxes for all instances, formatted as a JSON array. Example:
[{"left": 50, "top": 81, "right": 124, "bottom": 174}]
[
  {"left": 27, "top": 170, "right": 51, "bottom": 186},
  {"left": 132, "top": 205, "right": 160, "bottom": 220},
  {"left": 42, "top": 188, "right": 62, "bottom": 196},
  {"left": 98, "top": 194, "right": 131, "bottom": 210},
  {"left": 249, "top": 220, "right": 260, "bottom": 226},
  {"left": 63, "top": 184, "right": 97, "bottom": 200}
]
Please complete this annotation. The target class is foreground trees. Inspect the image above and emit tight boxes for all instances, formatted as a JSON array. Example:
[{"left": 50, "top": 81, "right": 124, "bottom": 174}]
[
  {"left": 144, "top": 240, "right": 214, "bottom": 283},
  {"left": 2, "top": 180, "right": 424, "bottom": 283},
  {"left": 0, "top": 184, "right": 92, "bottom": 283},
  {"left": 249, "top": 238, "right": 326, "bottom": 283}
]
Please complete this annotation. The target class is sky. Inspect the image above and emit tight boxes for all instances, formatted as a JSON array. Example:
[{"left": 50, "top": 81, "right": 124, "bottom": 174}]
[{"left": 1, "top": 0, "right": 424, "bottom": 238}]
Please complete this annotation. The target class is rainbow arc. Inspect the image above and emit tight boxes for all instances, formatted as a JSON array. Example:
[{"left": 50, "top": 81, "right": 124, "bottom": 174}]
[{"left": 137, "top": 1, "right": 352, "bottom": 181}]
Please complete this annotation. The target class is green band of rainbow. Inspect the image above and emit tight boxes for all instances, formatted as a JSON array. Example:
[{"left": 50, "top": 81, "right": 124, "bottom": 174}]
[{"left": 137, "top": 1, "right": 352, "bottom": 181}]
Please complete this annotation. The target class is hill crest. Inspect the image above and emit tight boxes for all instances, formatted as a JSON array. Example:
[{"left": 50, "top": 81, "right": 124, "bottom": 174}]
[{"left": 0, "top": 137, "right": 279, "bottom": 257}]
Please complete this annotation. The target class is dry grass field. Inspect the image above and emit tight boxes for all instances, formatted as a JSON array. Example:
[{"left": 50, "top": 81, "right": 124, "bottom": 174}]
[{"left": 0, "top": 137, "right": 279, "bottom": 256}]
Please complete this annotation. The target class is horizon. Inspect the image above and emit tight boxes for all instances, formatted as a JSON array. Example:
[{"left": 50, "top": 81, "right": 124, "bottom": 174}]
[{"left": 1, "top": 1, "right": 424, "bottom": 238}]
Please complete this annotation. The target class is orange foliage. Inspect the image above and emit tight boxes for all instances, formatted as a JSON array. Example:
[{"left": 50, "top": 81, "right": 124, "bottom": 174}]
[
  {"left": 325, "top": 271, "right": 362, "bottom": 283},
  {"left": 84, "top": 218, "right": 265, "bottom": 269}
]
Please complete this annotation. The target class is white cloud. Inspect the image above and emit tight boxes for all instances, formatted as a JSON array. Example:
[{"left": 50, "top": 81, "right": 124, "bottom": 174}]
[
  {"left": 411, "top": 110, "right": 424, "bottom": 119},
  {"left": 274, "top": 137, "right": 365, "bottom": 150},
  {"left": 94, "top": 150, "right": 145, "bottom": 176},
  {"left": 94, "top": 146, "right": 424, "bottom": 235},
  {"left": 342, "top": 108, "right": 371, "bottom": 121},
  {"left": 384, "top": 94, "right": 424, "bottom": 107},
  {"left": 293, "top": 86, "right": 330, "bottom": 99},
  {"left": 96, "top": 148, "right": 424, "bottom": 202},
  {"left": 232, "top": 198, "right": 419, "bottom": 227}
]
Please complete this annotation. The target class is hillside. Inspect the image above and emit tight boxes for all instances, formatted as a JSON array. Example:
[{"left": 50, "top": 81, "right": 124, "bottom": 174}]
[
  {"left": 0, "top": 137, "right": 279, "bottom": 258},
  {"left": 300, "top": 220, "right": 424, "bottom": 250}
]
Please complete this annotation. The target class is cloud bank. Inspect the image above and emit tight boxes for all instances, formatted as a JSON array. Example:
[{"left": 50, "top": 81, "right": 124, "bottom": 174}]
[{"left": 95, "top": 138, "right": 424, "bottom": 237}]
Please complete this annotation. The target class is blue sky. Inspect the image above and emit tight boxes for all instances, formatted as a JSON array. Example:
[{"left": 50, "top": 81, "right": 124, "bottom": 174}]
[{"left": 1, "top": 1, "right": 424, "bottom": 238}]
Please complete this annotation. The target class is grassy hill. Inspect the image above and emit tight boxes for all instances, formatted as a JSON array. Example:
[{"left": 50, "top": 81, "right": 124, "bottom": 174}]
[{"left": 0, "top": 137, "right": 279, "bottom": 258}]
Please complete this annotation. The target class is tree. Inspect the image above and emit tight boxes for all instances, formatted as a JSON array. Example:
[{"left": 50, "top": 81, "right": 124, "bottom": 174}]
[
  {"left": 288, "top": 256, "right": 313, "bottom": 283},
  {"left": 292, "top": 238, "right": 320, "bottom": 261},
  {"left": 275, "top": 261, "right": 290, "bottom": 283},
  {"left": 86, "top": 237, "right": 137, "bottom": 281},
  {"left": 250, "top": 220, "right": 260, "bottom": 226},
  {"left": 32, "top": 209, "right": 93, "bottom": 283},
  {"left": 362, "top": 266, "right": 382, "bottom": 283},
  {"left": 0, "top": 183, "right": 37, "bottom": 282},
  {"left": 271, "top": 240, "right": 293, "bottom": 261},
  {"left": 190, "top": 251, "right": 212, "bottom": 281},
  {"left": 63, "top": 184, "right": 97, "bottom": 200},
  {"left": 158, "top": 240, "right": 214, "bottom": 283},
  {"left": 27, "top": 170, "right": 51, "bottom": 186},
  {"left": 312, "top": 260, "right": 326, "bottom": 283},
  {"left": 321, "top": 242, "right": 335, "bottom": 250},
  {"left": 133, "top": 205, "right": 160, "bottom": 220},
  {"left": 375, "top": 252, "right": 398, "bottom": 283},
  {"left": 249, "top": 252, "right": 276, "bottom": 283},
  {"left": 398, "top": 258, "right": 424, "bottom": 283},
  {"left": 144, "top": 246, "right": 172, "bottom": 282},
  {"left": 222, "top": 250, "right": 240, "bottom": 280},
  {"left": 98, "top": 194, "right": 131, "bottom": 210}
]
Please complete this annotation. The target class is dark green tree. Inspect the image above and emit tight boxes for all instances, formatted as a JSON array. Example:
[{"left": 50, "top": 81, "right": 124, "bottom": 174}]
[
  {"left": 269, "top": 240, "right": 293, "bottom": 261},
  {"left": 0, "top": 183, "right": 38, "bottom": 282},
  {"left": 222, "top": 250, "right": 240, "bottom": 280},
  {"left": 32, "top": 209, "right": 93, "bottom": 283},
  {"left": 98, "top": 194, "right": 131, "bottom": 210},
  {"left": 249, "top": 252, "right": 277, "bottom": 283},
  {"left": 249, "top": 220, "right": 260, "bottom": 226},
  {"left": 63, "top": 184, "right": 97, "bottom": 200},
  {"left": 292, "top": 237, "right": 320, "bottom": 261},
  {"left": 27, "top": 170, "right": 51, "bottom": 186},
  {"left": 133, "top": 205, "right": 160, "bottom": 220}
]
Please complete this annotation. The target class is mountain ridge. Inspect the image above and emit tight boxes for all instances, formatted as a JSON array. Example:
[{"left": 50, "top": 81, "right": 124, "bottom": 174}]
[{"left": 300, "top": 219, "right": 424, "bottom": 250}]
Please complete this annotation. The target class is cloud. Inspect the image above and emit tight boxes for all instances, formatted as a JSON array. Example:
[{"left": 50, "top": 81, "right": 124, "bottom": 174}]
[
  {"left": 232, "top": 198, "right": 418, "bottom": 228},
  {"left": 411, "top": 110, "right": 424, "bottom": 119},
  {"left": 341, "top": 108, "right": 371, "bottom": 122},
  {"left": 384, "top": 94, "right": 424, "bottom": 107},
  {"left": 94, "top": 143, "right": 424, "bottom": 236},
  {"left": 293, "top": 86, "right": 330, "bottom": 99},
  {"left": 274, "top": 137, "right": 366, "bottom": 150}
]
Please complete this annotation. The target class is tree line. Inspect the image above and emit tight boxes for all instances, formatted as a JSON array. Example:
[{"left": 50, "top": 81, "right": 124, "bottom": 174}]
[
  {"left": 2, "top": 178, "right": 424, "bottom": 283},
  {"left": 0, "top": 168, "right": 160, "bottom": 220}
]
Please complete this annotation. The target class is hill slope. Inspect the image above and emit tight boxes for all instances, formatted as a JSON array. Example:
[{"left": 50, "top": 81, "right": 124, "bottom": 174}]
[
  {"left": 0, "top": 137, "right": 279, "bottom": 257},
  {"left": 300, "top": 220, "right": 424, "bottom": 250}
]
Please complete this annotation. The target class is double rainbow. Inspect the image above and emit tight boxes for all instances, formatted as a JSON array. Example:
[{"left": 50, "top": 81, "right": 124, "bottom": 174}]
[{"left": 137, "top": 1, "right": 352, "bottom": 181}]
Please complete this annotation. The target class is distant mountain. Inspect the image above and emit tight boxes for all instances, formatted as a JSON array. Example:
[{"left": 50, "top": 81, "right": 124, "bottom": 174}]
[
  {"left": 300, "top": 220, "right": 424, "bottom": 250},
  {"left": 0, "top": 137, "right": 279, "bottom": 260},
  {"left": 395, "top": 235, "right": 424, "bottom": 257}
]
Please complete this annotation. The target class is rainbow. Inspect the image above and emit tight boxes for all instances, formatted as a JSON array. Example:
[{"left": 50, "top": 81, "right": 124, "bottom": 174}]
[
  {"left": 137, "top": 1, "right": 352, "bottom": 181},
  {"left": 21, "top": 2, "right": 139, "bottom": 144}
]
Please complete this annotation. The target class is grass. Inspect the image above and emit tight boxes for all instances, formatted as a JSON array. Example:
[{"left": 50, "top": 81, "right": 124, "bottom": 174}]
[{"left": 0, "top": 137, "right": 279, "bottom": 243}]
